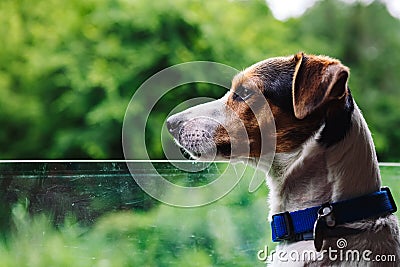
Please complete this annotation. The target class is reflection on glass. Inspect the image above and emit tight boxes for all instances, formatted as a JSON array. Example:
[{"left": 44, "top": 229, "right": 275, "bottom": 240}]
[{"left": 0, "top": 162, "right": 398, "bottom": 266}]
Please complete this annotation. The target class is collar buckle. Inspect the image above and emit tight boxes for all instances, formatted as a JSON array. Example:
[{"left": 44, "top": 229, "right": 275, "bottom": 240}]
[
  {"left": 272, "top": 211, "right": 295, "bottom": 241},
  {"left": 381, "top": 186, "right": 397, "bottom": 213}
]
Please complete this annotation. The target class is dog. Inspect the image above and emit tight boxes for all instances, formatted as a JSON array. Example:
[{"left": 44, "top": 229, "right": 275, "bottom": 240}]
[{"left": 167, "top": 52, "right": 400, "bottom": 266}]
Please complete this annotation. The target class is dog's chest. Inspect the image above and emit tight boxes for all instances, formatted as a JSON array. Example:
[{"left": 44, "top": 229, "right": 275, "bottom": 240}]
[{"left": 268, "top": 149, "right": 333, "bottom": 213}]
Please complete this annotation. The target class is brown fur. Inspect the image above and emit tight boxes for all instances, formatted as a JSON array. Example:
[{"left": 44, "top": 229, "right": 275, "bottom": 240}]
[
  {"left": 269, "top": 103, "right": 323, "bottom": 153},
  {"left": 293, "top": 52, "right": 349, "bottom": 119},
  {"left": 221, "top": 53, "right": 348, "bottom": 154}
]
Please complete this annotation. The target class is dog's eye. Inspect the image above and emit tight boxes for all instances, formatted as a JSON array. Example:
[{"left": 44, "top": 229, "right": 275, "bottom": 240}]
[{"left": 233, "top": 86, "right": 253, "bottom": 102}]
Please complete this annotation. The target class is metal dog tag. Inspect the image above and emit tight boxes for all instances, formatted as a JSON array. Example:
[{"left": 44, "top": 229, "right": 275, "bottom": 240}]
[
  {"left": 313, "top": 217, "right": 325, "bottom": 252},
  {"left": 313, "top": 204, "right": 334, "bottom": 252}
]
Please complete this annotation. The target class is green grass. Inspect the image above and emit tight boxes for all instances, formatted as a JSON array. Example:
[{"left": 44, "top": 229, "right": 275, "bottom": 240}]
[
  {"left": 0, "top": 166, "right": 398, "bottom": 267},
  {"left": 381, "top": 166, "right": 400, "bottom": 203}
]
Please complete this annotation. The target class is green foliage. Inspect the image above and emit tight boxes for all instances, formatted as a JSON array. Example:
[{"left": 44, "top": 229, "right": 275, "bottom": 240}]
[
  {"left": 0, "top": 0, "right": 399, "bottom": 160},
  {"left": 0, "top": 166, "right": 399, "bottom": 266},
  {"left": 1, "top": 172, "right": 273, "bottom": 267}
]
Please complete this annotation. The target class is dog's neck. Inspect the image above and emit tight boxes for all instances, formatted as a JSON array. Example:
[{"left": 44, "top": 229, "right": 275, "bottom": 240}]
[{"left": 264, "top": 103, "right": 381, "bottom": 217}]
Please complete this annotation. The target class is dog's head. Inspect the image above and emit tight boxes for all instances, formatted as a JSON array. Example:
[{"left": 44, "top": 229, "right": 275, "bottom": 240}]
[{"left": 167, "top": 52, "right": 352, "bottom": 160}]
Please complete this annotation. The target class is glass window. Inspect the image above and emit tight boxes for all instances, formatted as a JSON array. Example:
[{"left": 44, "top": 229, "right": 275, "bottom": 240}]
[{"left": 0, "top": 161, "right": 399, "bottom": 266}]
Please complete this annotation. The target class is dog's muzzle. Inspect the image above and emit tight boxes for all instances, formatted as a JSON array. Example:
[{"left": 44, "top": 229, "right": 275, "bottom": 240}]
[
  {"left": 166, "top": 115, "right": 182, "bottom": 141},
  {"left": 167, "top": 115, "right": 219, "bottom": 159}
]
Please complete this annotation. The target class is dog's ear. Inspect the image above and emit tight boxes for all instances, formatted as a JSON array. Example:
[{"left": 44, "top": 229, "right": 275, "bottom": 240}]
[{"left": 292, "top": 52, "right": 349, "bottom": 119}]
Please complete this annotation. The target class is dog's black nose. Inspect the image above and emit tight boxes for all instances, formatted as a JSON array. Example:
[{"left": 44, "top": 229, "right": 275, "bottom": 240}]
[{"left": 166, "top": 116, "right": 182, "bottom": 139}]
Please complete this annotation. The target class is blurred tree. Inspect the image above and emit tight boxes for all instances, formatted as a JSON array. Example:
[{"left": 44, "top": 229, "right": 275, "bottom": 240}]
[
  {"left": 0, "top": 0, "right": 287, "bottom": 159},
  {"left": 0, "top": 0, "right": 399, "bottom": 161}
]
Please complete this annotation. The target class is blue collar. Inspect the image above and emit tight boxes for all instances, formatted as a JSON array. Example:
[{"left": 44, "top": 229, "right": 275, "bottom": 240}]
[{"left": 271, "top": 187, "right": 397, "bottom": 243}]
